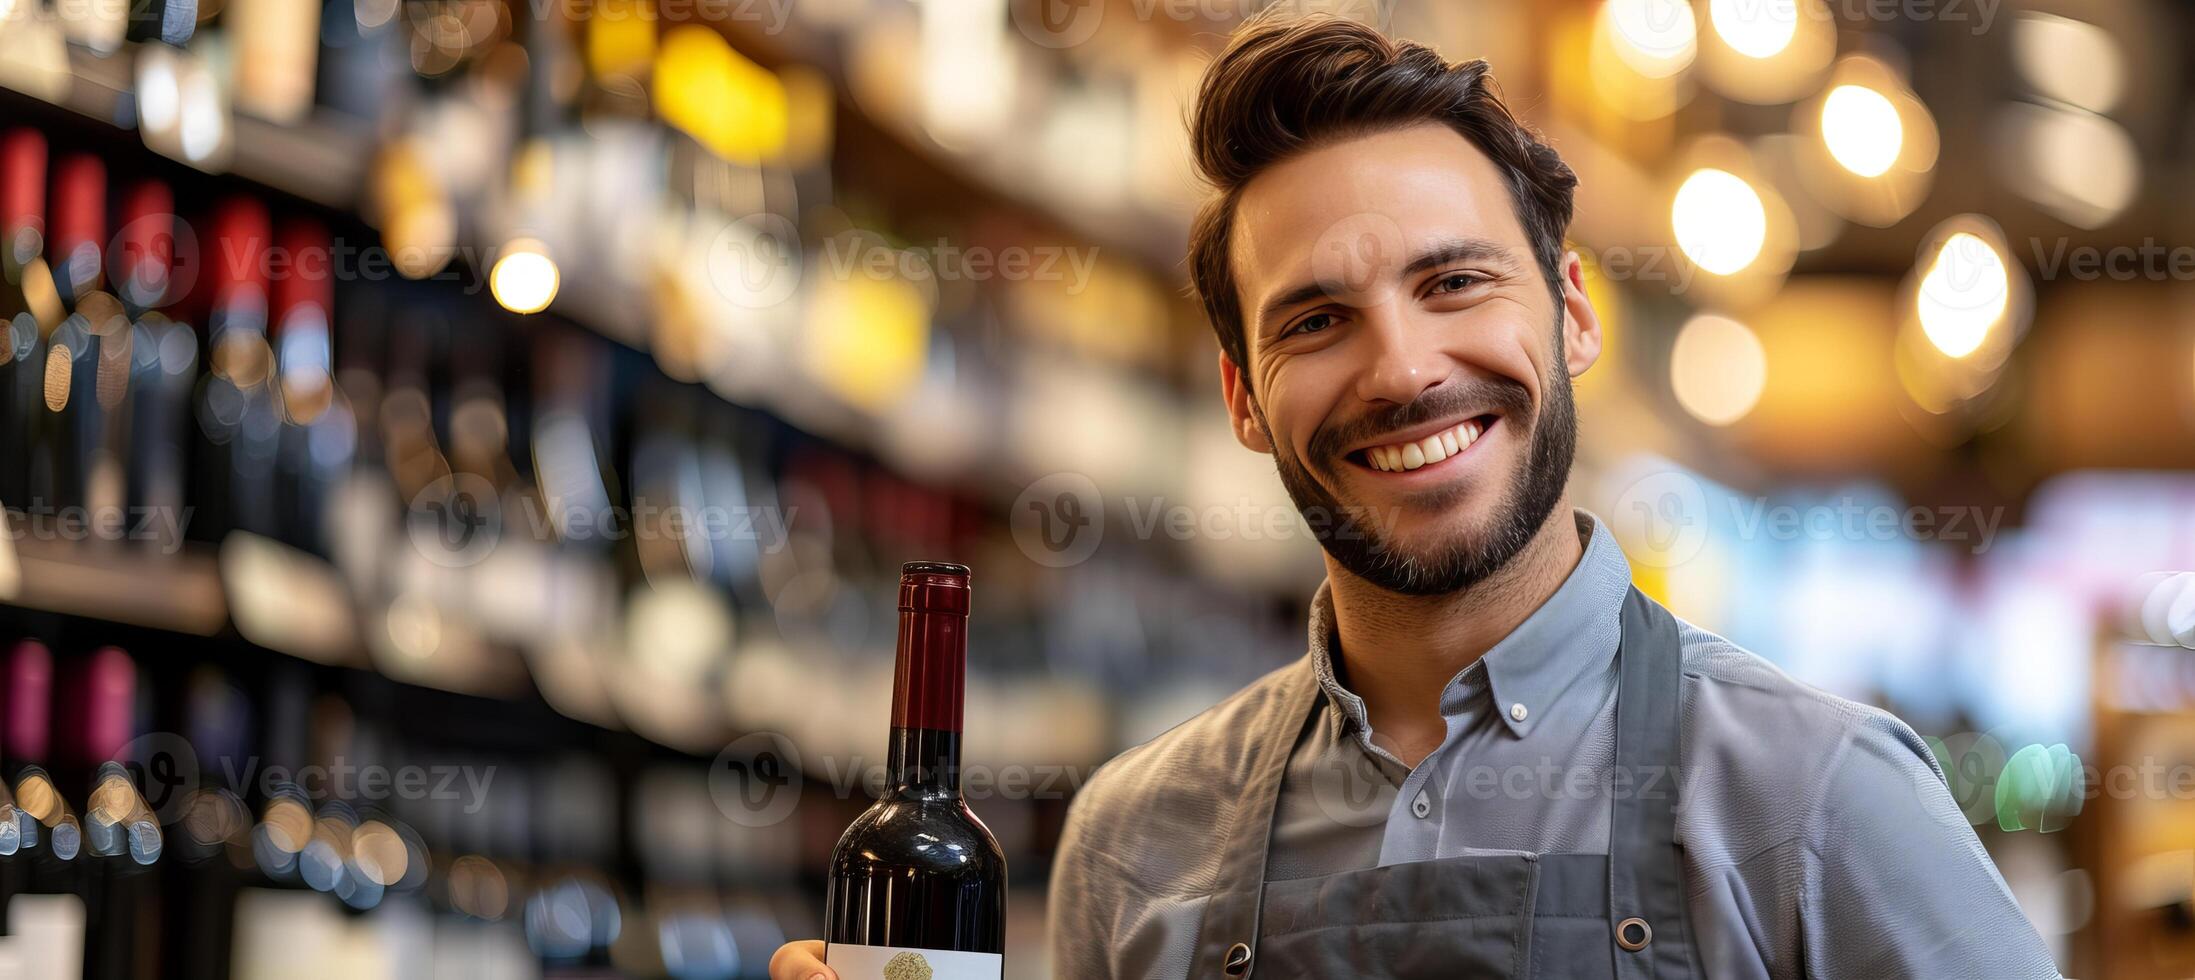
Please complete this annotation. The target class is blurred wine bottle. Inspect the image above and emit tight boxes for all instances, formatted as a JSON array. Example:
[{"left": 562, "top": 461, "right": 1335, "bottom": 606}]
[
  {"left": 269, "top": 217, "right": 342, "bottom": 552},
  {"left": 1, "top": 128, "right": 52, "bottom": 510},
  {"left": 114, "top": 177, "right": 197, "bottom": 553},
  {"left": 36, "top": 151, "right": 112, "bottom": 514},
  {"left": 194, "top": 196, "right": 278, "bottom": 540}
]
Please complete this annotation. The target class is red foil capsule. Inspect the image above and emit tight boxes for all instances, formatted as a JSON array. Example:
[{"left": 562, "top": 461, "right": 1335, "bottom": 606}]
[
  {"left": 5, "top": 640, "right": 53, "bottom": 765},
  {"left": 892, "top": 561, "right": 971, "bottom": 732},
  {"left": 51, "top": 153, "right": 105, "bottom": 292},
  {"left": 1, "top": 129, "right": 46, "bottom": 267},
  {"left": 115, "top": 179, "right": 175, "bottom": 308},
  {"left": 82, "top": 646, "right": 137, "bottom": 765}
]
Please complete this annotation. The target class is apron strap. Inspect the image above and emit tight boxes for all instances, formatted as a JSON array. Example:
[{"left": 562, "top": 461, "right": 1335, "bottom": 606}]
[
  {"left": 1608, "top": 586, "right": 1698, "bottom": 979},
  {"left": 1188, "top": 656, "right": 1321, "bottom": 978}
]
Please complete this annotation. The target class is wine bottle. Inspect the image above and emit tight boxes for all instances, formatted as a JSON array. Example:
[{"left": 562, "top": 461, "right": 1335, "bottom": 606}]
[
  {"left": 824, "top": 562, "right": 1005, "bottom": 979},
  {"left": 1, "top": 128, "right": 52, "bottom": 511}
]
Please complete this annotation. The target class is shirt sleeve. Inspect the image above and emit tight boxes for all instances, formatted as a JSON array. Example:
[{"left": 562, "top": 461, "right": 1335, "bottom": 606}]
[
  {"left": 1797, "top": 712, "right": 2062, "bottom": 979},
  {"left": 1048, "top": 785, "right": 1117, "bottom": 980}
]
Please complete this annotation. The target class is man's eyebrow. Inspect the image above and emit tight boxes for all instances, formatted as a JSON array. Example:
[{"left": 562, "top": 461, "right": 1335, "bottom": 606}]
[
  {"left": 1253, "top": 237, "right": 1522, "bottom": 333},
  {"left": 1400, "top": 236, "right": 1518, "bottom": 277}
]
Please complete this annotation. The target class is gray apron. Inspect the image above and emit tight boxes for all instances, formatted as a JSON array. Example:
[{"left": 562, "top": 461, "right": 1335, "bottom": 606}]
[{"left": 1189, "top": 587, "right": 1699, "bottom": 979}]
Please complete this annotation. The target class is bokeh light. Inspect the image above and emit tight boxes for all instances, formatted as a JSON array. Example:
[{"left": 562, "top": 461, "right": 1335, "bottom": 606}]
[
  {"left": 1820, "top": 85, "right": 1903, "bottom": 178},
  {"left": 1672, "top": 168, "right": 1766, "bottom": 276},
  {"left": 1671, "top": 313, "right": 1768, "bottom": 426},
  {"left": 1916, "top": 232, "right": 2010, "bottom": 360},
  {"left": 490, "top": 238, "right": 560, "bottom": 314},
  {"left": 1708, "top": 0, "right": 1795, "bottom": 58}
]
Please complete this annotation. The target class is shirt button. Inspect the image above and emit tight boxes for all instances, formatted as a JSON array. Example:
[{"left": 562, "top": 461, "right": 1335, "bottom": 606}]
[
  {"left": 1510, "top": 702, "right": 1529, "bottom": 723},
  {"left": 1411, "top": 789, "right": 1432, "bottom": 819}
]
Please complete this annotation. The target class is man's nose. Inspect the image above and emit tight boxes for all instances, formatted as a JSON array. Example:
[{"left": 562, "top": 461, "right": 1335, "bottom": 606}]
[{"left": 1353, "top": 306, "right": 1446, "bottom": 407}]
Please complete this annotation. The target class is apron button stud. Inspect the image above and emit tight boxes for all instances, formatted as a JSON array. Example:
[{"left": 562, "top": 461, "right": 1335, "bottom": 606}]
[
  {"left": 1616, "top": 917, "right": 1654, "bottom": 951},
  {"left": 1223, "top": 942, "right": 1254, "bottom": 976}
]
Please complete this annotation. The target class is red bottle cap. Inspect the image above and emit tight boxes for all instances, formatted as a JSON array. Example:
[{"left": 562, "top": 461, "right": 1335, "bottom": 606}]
[
  {"left": 898, "top": 561, "right": 970, "bottom": 615},
  {"left": 208, "top": 196, "right": 270, "bottom": 318},
  {"left": 272, "top": 217, "right": 332, "bottom": 335},
  {"left": 5, "top": 640, "right": 53, "bottom": 764},
  {"left": 1, "top": 129, "right": 45, "bottom": 261},
  {"left": 115, "top": 179, "right": 175, "bottom": 306},
  {"left": 893, "top": 562, "right": 970, "bottom": 731},
  {"left": 83, "top": 646, "right": 137, "bottom": 764},
  {"left": 51, "top": 154, "right": 103, "bottom": 254}
]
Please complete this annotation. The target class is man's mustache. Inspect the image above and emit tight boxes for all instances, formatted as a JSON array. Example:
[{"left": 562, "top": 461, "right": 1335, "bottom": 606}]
[{"left": 1306, "top": 377, "right": 1534, "bottom": 465}]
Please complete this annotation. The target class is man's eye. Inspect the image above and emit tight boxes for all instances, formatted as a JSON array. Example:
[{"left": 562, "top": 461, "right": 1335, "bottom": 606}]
[
  {"left": 1291, "top": 313, "right": 1335, "bottom": 336},
  {"left": 1431, "top": 273, "right": 1484, "bottom": 294}
]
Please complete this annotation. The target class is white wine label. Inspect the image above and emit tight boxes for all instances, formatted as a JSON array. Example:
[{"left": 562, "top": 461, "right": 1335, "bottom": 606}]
[{"left": 825, "top": 943, "right": 1003, "bottom": 980}]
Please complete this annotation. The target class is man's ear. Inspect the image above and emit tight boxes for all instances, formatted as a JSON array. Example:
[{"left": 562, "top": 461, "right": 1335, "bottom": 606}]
[
  {"left": 1558, "top": 250, "right": 1604, "bottom": 379},
  {"left": 1218, "top": 351, "right": 1273, "bottom": 453}
]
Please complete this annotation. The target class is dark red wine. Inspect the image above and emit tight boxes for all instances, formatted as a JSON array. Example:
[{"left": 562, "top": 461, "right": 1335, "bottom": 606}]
[{"left": 824, "top": 562, "right": 1005, "bottom": 978}]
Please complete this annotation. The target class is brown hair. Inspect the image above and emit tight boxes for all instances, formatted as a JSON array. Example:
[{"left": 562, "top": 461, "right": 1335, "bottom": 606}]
[{"left": 1186, "top": 13, "right": 1578, "bottom": 376}]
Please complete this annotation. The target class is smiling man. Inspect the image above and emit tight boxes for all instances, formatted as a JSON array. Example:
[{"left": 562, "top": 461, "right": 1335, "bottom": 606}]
[{"left": 771, "top": 12, "right": 2060, "bottom": 980}]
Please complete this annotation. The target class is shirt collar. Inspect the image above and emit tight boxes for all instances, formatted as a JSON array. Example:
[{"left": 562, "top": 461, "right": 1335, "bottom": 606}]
[{"left": 1307, "top": 510, "right": 1633, "bottom": 740}]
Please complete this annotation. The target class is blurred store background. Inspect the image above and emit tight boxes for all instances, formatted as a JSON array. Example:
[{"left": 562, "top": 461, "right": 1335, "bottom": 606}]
[{"left": 0, "top": 0, "right": 2192, "bottom": 976}]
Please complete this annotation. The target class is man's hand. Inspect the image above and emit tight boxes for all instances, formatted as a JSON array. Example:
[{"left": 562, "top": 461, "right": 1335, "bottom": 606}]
[{"left": 767, "top": 940, "right": 835, "bottom": 980}]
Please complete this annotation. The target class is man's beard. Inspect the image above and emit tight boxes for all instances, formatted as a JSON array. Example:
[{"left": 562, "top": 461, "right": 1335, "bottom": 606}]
[{"left": 1263, "top": 358, "right": 1578, "bottom": 597}]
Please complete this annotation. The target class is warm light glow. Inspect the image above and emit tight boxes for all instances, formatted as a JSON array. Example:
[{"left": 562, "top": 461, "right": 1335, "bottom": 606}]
[
  {"left": 1709, "top": 0, "right": 1797, "bottom": 58},
  {"left": 490, "top": 239, "right": 559, "bottom": 315},
  {"left": 2002, "top": 102, "right": 2140, "bottom": 230},
  {"left": 654, "top": 26, "right": 788, "bottom": 163},
  {"left": 1916, "top": 232, "right": 2010, "bottom": 359},
  {"left": 1672, "top": 168, "right": 1766, "bottom": 276},
  {"left": 586, "top": 0, "right": 655, "bottom": 79},
  {"left": 1821, "top": 85, "right": 1903, "bottom": 177},
  {"left": 1606, "top": 0, "right": 1697, "bottom": 77},
  {"left": 177, "top": 60, "right": 226, "bottom": 164},
  {"left": 351, "top": 821, "right": 409, "bottom": 886},
  {"left": 2012, "top": 12, "right": 2124, "bottom": 115},
  {"left": 137, "top": 49, "right": 179, "bottom": 135},
  {"left": 920, "top": 0, "right": 1013, "bottom": 148},
  {"left": 1670, "top": 314, "right": 1767, "bottom": 426},
  {"left": 802, "top": 258, "right": 930, "bottom": 411}
]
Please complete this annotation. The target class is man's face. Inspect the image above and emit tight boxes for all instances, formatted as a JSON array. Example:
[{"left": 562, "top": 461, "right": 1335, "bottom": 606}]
[{"left": 1221, "top": 122, "right": 1601, "bottom": 595}]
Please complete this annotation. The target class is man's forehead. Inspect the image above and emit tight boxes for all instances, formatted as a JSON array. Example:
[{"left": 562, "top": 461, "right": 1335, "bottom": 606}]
[{"left": 1229, "top": 123, "right": 1529, "bottom": 296}]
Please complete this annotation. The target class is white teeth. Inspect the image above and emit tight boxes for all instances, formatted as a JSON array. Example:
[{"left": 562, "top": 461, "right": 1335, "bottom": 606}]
[
  {"left": 1419, "top": 434, "right": 1447, "bottom": 464},
  {"left": 1362, "top": 418, "right": 1490, "bottom": 472}
]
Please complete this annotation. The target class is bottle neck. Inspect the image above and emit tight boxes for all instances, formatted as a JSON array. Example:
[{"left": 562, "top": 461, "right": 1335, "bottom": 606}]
[
  {"left": 887, "top": 601, "right": 967, "bottom": 797},
  {"left": 886, "top": 726, "right": 962, "bottom": 797}
]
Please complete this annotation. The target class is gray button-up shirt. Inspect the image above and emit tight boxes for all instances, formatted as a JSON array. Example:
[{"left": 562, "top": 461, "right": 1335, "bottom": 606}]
[{"left": 1050, "top": 512, "right": 2060, "bottom": 979}]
